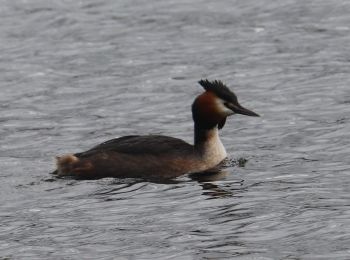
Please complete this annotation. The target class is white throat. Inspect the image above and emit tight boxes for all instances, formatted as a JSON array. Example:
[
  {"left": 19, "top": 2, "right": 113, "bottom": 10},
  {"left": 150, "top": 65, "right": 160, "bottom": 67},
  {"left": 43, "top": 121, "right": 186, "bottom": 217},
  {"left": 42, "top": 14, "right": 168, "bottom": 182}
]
[{"left": 200, "top": 127, "right": 227, "bottom": 167}]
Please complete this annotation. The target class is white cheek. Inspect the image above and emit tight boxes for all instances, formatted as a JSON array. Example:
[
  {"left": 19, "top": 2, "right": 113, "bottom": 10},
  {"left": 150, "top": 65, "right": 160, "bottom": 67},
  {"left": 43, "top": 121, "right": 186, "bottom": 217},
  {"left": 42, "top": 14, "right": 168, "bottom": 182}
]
[{"left": 215, "top": 99, "right": 234, "bottom": 116}]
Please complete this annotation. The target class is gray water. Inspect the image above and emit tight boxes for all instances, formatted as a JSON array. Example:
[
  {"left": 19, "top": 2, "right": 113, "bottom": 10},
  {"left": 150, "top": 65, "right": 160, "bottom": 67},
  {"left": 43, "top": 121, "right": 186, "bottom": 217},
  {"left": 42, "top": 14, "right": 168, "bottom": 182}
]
[{"left": 1, "top": 0, "right": 350, "bottom": 259}]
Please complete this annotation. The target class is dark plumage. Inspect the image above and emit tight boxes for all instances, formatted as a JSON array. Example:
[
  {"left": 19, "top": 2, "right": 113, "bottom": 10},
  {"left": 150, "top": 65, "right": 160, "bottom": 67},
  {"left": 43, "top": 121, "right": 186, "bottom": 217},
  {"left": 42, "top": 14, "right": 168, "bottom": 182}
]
[
  {"left": 198, "top": 79, "right": 238, "bottom": 104},
  {"left": 75, "top": 135, "right": 193, "bottom": 158}
]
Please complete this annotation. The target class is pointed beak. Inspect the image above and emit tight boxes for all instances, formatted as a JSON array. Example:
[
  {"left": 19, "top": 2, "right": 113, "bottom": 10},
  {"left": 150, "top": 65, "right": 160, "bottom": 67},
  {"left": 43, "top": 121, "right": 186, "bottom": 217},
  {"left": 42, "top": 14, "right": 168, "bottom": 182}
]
[{"left": 230, "top": 103, "right": 260, "bottom": 117}]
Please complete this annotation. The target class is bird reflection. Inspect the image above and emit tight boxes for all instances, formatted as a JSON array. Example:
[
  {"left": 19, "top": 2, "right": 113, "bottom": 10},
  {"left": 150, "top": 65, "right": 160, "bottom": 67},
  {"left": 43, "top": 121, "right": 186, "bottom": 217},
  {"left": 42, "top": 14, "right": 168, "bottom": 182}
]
[
  {"left": 49, "top": 164, "right": 244, "bottom": 200},
  {"left": 189, "top": 168, "right": 244, "bottom": 199}
]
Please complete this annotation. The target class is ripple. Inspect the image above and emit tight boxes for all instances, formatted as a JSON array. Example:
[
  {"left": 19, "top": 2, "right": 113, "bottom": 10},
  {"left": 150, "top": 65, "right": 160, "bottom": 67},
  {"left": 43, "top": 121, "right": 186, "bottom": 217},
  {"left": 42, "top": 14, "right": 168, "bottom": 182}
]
[{"left": 1, "top": 0, "right": 350, "bottom": 259}]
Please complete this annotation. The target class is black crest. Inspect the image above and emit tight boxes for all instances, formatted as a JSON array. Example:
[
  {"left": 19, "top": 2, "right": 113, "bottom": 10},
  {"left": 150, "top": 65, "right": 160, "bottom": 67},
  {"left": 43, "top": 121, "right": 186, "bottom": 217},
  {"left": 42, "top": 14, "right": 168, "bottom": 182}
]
[{"left": 198, "top": 79, "right": 238, "bottom": 103}]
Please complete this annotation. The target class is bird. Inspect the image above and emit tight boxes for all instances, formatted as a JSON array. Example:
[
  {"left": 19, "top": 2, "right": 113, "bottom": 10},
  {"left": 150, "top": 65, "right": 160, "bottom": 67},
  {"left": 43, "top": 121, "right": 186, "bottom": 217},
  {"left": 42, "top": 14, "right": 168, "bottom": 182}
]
[{"left": 53, "top": 79, "right": 259, "bottom": 179}]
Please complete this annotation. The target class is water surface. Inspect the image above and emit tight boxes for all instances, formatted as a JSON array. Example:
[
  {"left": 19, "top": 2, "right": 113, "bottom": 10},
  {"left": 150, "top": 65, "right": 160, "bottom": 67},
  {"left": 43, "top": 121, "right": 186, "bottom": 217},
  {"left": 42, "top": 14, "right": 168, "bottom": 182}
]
[{"left": 1, "top": 0, "right": 350, "bottom": 259}]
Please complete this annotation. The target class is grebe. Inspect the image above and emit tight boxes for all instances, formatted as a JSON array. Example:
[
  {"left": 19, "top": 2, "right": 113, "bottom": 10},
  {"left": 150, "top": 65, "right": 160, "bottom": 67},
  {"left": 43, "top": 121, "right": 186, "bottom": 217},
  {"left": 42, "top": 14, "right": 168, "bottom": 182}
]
[{"left": 53, "top": 79, "right": 259, "bottom": 179}]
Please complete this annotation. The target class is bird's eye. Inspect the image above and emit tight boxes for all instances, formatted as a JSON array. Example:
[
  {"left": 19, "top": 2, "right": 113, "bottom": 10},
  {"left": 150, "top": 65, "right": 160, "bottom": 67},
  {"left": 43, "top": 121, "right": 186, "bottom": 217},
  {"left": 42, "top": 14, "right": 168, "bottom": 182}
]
[{"left": 224, "top": 102, "right": 233, "bottom": 110}]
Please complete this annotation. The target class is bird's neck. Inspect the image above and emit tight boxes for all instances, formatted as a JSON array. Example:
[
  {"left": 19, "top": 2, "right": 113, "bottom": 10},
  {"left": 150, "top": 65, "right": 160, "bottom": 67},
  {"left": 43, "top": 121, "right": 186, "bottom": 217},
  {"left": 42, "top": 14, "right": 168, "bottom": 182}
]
[{"left": 194, "top": 124, "right": 227, "bottom": 162}]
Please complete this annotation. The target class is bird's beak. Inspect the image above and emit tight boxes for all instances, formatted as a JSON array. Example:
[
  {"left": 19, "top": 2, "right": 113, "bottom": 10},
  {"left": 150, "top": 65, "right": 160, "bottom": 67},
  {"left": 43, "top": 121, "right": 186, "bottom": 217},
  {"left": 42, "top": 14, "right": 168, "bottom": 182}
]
[{"left": 228, "top": 103, "right": 260, "bottom": 117}]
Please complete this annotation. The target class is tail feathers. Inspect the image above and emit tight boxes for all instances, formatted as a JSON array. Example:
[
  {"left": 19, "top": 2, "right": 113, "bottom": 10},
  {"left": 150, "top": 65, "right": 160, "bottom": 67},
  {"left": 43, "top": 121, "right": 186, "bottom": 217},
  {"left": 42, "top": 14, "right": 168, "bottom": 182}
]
[{"left": 55, "top": 154, "right": 79, "bottom": 176}]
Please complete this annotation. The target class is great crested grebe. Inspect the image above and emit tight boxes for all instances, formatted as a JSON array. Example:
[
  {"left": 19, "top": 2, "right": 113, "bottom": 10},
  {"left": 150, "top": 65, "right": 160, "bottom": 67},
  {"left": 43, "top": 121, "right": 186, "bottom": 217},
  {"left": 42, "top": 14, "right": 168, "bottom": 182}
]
[{"left": 53, "top": 79, "right": 259, "bottom": 179}]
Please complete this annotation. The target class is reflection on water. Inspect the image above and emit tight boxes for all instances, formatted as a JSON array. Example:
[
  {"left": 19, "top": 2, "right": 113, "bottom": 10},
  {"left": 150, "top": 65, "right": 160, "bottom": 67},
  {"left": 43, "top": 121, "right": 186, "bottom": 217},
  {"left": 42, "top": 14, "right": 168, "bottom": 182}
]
[{"left": 1, "top": 0, "right": 350, "bottom": 259}]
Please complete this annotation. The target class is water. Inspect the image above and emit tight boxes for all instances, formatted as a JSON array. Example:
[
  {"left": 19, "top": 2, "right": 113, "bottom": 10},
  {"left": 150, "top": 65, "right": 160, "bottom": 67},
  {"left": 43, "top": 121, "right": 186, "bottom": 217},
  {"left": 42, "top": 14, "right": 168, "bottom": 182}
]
[{"left": 1, "top": 0, "right": 350, "bottom": 259}]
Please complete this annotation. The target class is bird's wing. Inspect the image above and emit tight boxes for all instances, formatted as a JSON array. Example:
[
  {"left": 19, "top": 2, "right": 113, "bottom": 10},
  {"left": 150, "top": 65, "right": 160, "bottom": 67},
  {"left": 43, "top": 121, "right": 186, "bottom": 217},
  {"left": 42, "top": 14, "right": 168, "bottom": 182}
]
[{"left": 75, "top": 135, "right": 194, "bottom": 158}]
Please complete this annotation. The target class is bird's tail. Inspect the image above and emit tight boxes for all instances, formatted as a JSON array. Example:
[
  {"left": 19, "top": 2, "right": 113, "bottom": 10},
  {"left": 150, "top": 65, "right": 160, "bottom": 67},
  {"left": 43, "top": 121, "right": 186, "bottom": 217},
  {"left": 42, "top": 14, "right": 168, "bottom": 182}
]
[{"left": 54, "top": 154, "right": 79, "bottom": 176}]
